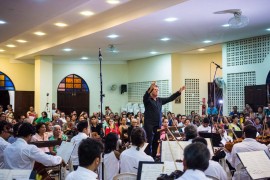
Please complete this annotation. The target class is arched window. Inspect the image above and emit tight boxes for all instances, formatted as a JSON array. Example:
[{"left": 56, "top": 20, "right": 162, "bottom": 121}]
[
  {"left": 0, "top": 71, "right": 15, "bottom": 91},
  {"left": 57, "top": 74, "right": 89, "bottom": 92}
]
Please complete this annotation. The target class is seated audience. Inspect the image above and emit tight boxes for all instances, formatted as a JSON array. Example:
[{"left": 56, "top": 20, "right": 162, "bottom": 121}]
[
  {"left": 49, "top": 125, "right": 68, "bottom": 155},
  {"left": 70, "top": 120, "right": 89, "bottom": 170},
  {"left": 120, "top": 127, "right": 154, "bottom": 173},
  {"left": 35, "top": 111, "right": 50, "bottom": 124},
  {"left": 90, "top": 116, "right": 102, "bottom": 138},
  {"left": 176, "top": 142, "right": 210, "bottom": 180},
  {"left": 127, "top": 118, "right": 139, "bottom": 141},
  {"left": 105, "top": 118, "right": 120, "bottom": 136},
  {"left": 0, "top": 121, "right": 12, "bottom": 168},
  {"left": 119, "top": 117, "right": 129, "bottom": 144},
  {"left": 66, "top": 138, "right": 104, "bottom": 180},
  {"left": 31, "top": 122, "right": 50, "bottom": 153},
  {"left": 4, "top": 122, "right": 62, "bottom": 170}
]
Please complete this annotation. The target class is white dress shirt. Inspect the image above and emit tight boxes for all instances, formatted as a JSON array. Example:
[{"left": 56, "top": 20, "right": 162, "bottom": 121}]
[
  {"left": 0, "top": 136, "right": 10, "bottom": 168},
  {"left": 197, "top": 125, "right": 211, "bottom": 132},
  {"left": 176, "top": 169, "right": 211, "bottom": 180},
  {"left": 104, "top": 151, "right": 119, "bottom": 180},
  {"left": 4, "top": 138, "right": 62, "bottom": 170},
  {"left": 66, "top": 166, "right": 97, "bottom": 180},
  {"left": 70, "top": 132, "right": 88, "bottom": 166},
  {"left": 120, "top": 145, "right": 154, "bottom": 174},
  {"left": 204, "top": 160, "right": 227, "bottom": 180},
  {"left": 228, "top": 138, "right": 268, "bottom": 180}
]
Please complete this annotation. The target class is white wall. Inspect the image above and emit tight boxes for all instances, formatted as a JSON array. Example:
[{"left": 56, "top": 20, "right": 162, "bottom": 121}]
[{"left": 53, "top": 63, "right": 128, "bottom": 114}]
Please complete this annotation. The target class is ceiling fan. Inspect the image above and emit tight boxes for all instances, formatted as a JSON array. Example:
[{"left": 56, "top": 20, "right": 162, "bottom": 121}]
[{"left": 214, "top": 9, "right": 249, "bottom": 28}]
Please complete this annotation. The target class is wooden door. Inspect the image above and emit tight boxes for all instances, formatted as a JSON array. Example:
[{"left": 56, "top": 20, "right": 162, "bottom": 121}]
[
  {"left": 57, "top": 91, "right": 89, "bottom": 115},
  {"left": 14, "top": 91, "right": 34, "bottom": 118},
  {"left": 0, "top": 90, "right": 10, "bottom": 112}
]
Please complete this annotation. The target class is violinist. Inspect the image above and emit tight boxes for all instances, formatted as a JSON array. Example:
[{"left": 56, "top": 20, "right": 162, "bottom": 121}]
[
  {"left": 156, "top": 118, "right": 169, "bottom": 157},
  {"left": 197, "top": 118, "right": 211, "bottom": 132},
  {"left": 228, "top": 115, "right": 241, "bottom": 132},
  {"left": 227, "top": 125, "right": 268, "bottom": 180},
  {"left": 184, "top": 125, "right": 197, "bottom": 142}
]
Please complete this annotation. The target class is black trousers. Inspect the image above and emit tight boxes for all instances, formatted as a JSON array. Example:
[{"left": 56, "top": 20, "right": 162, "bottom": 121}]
[{"left": 144, "top": 125, "right": 160, "bottom": 158}]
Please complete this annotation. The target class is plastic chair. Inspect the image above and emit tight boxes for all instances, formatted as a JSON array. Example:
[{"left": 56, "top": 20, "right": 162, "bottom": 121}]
[{"left": 113, "top": 173, "right": 137, "bottom": 180}]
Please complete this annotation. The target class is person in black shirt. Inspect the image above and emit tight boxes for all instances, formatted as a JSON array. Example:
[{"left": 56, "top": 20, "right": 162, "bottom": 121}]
[
  {"left": 143, "top": 81, "right": 185, "bottom": 157},
  {"left": 90, "top": 116, "right": 102, "bottom": 138}
]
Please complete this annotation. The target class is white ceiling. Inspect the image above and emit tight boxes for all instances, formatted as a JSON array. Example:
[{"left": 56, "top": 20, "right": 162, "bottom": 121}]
[{"left": 0, "top": 0, "right": 270, "bottom": 63}]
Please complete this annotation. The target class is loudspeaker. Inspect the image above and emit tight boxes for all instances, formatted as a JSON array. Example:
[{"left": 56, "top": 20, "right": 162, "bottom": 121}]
[{"left": 121, "top": 84, "right": 127, "bottom": 94}]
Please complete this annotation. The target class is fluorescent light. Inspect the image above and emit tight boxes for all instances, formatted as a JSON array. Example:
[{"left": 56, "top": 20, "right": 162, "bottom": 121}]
[
  {"left": 0, "top": 49, "right": 5, "bottom": 52},
  {"left": 34, "top": 31, "right": 46, "bottom": 36},
  {"left": 81, "top": 56, "right": 89, "bottom": 60},
  {"left": 80, "top": 11, "right": 94, "bottom": 16},
  {"left": 106, "top": 0, "right": 120, "bottom": 4},
  {"left": 6, "top": 44, "right": 16, "bottom": 48},
  {"left": 160, "top": 37, "right": 170, "bottom": 41},
  {"left": 0, "top": 20, "right": 6, "bottom": 24},
  {"left": 63, "top": 48, "right": 73, "bottom": 52},
  {"left": 222, "top": 24, "right": 230, "bottom": 27},
  {"left": 16, "top": 39, "right": 28, "bottom": 43},
  {"left": 107, "top": 34, "right": 119, "bottom": 38},
  {"left": 150, "top": 51, "right": 158, "bottom": 55},
  {"left": 164, "top": 17, "right": 178, "bottom": 22},
  {"left": 203, "top": 40, "right": 212, "bottom": 43},
  {"left": 198, "top": 48, "right": 206, "bottom": 52},
  {"left": 266, "top": 28, "right": 270, "bottom": 31},
  {"left": 54, "top": 22, "right": 68, "bottom": 27}
]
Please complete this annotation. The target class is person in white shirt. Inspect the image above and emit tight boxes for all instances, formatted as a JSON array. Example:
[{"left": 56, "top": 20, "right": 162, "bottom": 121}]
[
  {"left": 70, "top": 120, "right": 89, "bottom": 170},
  {"left": 176, "top": 142, "right": 210, "bottom": 180},
  {"left": 197, "top": 118, "right": 211, "bottom": 132},
  {"left": 120, "top": 127, "right": 154, "bottom": 174},
  {"left": 192, "top": 137, "right": 227, "bottom": 180},
  {"left": 66, "top": 138, "right": 103, "bottom": 180},
  {"left": 0, "top": 121, "right": 12, "bottom": 168},
  {"left": 227, "top": 125, "right": 268, "bottom": 180},
  {"left": 4, "top": 122, "right": 62, "bottom": 170}
]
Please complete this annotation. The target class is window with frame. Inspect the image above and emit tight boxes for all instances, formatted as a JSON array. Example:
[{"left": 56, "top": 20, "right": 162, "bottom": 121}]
[
  {"left": 57, "top": 74, "right": 89, "bottom": 92},
  {"left": 0, "top": 72, "right": 15, "bottom": 91}
]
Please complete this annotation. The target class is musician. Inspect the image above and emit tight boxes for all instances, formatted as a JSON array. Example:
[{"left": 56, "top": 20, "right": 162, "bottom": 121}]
[
  {"left": 228, "top": 115, "right": 241, "bottom": 132},
  {"left": 192, "top": 137, "right": 227, "bottom": 180},
  {"left": 4, "top": 122, "right": 62, "bottom": 170},
  {"left": 0, "top": 121, "right": 12, "bottom": 168},
  {"left": 70, "top": 120, "right": 90, "bottom": 170},
  {"left": 120, "top": 127, "right": 154, "bottom": 173},
  {"left": 176, "top": 143, "right": 210, "bottom": 180},
  {"left": 184, "top": 125, "right": 197, "bottom": 141},
  {"left": 227, "top": 125, "right": 268, "bottom": 179},
  {"left": 66, "top": 138, "right": 104, "bottom": 180},
  {"left": 143, "top": 81, "right": 185, "bottom": 157},
  {"left": 197, "top": 118, "right": 211, "bottom": 132}
]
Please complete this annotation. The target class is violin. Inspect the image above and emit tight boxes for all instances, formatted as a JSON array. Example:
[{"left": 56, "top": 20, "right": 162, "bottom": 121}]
[{"left": 157, "top": 170, "right": 184, "bottom": 180}]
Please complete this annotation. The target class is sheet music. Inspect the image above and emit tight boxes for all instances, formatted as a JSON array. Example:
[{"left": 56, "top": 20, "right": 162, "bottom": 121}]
[
  {"left": 161, "top": 141, "right": 190, "bottom": 162},
  {"left": 0, "top": 170, "right": 31, "bottom": 180},
  {"left": 163, "top": 161, "right": 183, "bottom": 174},
  {"left": 140, "top": 163, "right": 163, "bottom": 180},
  {"left": 57, "top": 141, "right": 75, "bottom": 163},
  {"left": 237, "top": 150, "right": 270, "bottom": 179}
]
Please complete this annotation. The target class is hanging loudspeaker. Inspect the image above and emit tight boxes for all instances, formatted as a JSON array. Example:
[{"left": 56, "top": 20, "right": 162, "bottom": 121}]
[{"left": 121, "top": 84, "right": 127, "bottom": 94}]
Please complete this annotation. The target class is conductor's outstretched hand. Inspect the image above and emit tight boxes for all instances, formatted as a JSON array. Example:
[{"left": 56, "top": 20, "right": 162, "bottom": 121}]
[{"left": 179, "top": 86, "right": 186, "bottom": 93}]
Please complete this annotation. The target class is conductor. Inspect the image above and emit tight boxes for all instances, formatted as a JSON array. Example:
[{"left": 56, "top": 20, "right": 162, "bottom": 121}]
[{"left": 143, "top": 81, "right": 185, "bottom": 157}]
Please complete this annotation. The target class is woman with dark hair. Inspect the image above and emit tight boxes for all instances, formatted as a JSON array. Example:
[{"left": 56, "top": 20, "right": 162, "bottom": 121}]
[
  {"left": 101, "top": 133, "right": 120, "bottom": 180},
  {"left": 31, "top": 122, "right": 50, "bottom": 153},
  {"left": 120, "top": 127, "right": 153, "bottom": 173},
  {"left": 35, "top": 111, "right": 50, "bottom": 124}
]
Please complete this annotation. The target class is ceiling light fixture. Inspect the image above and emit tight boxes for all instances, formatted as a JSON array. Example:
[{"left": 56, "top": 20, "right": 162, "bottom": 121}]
[
  {"left": 198, "top": 48, "right": 206, "bottom": 52},
  {"left": 150, "top": 51, "right": 158, "bottom": 55},
  {"left": 80, "top": 11, "right": 94, "bottom": 16},
  {"left": 34, "top": 31, "right": 46, "bottom": 36},
  {"left": 164, "top": 17, "right": 178, "bottom": 22},
  {"left": 266, "top": 28, "right": 270, "bottom": 31},
  {"left": 16, "top": 39, "right": 28, "bottom": 43},
  {"left": 106, "top": 0, "right": 120, "bottom": 4},
  {"left": 0, "top": 20, "right": 7, "bottom": 24},
  {"left": 63, "top": 48, "right": 73, "bottom": 52},
  {"left": 0, "top": 49, "right": 5, "bottom": 52},
  {"left": 222, "top": 24, "right": 230, "bottom": 27},
  {"left": 160, "top": 38, "right": 170, "bottom": 41},
  {"left": 6, "top": 44, "right": 16, "bottom": 48},
  {"left": 107, "top": 34, "right": 119, "bottom": 38},
  {"left": 81, "top": 56, "right": 89, "bottom": 60},
  {"left": 54, "top": 22, "right": 68, "bottom": 27},
  {"left": 203, "top": 40, "right": 212, "bottom": 43}
]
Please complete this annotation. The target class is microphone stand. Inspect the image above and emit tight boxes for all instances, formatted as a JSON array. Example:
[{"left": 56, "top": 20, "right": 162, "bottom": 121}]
[{"left": 99, "top": 48, "right": 105, "bottom": 180}]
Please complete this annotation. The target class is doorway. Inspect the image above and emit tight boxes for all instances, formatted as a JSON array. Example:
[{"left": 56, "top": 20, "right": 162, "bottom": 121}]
[
  {"left": 57, "top": 74, "right": 89, "bottom": 115},
  {"left": 0, "top": 71, "right": 15, "bottom": 112}
]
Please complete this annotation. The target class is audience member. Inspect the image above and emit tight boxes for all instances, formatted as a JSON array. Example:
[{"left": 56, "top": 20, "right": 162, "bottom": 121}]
[{"left": 0, "top": 121, "right": 12, "bottom": 168}]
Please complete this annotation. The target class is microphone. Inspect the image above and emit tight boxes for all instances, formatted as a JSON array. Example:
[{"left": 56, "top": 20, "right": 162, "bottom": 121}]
[
  {"left": 99, "top": 48, "right": 103, "bottom": 61},
  {"left": 212, "top": 61, "right": 222, "bottom": 69}
]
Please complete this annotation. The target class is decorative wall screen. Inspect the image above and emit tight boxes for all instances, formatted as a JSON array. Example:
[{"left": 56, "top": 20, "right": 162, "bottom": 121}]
[
  {"left": 0, "top": 71, "right": 15, "bottom": 91},
  {"left": 226, "top": 35, "right": 270, "bottom": 67},
  {"left": 57, "top": 74, "right": 89, "bottom": 92},
  {"left": 128, "top": 80, "right": 170, "bottom": 112},
  {"left": 227, "top": 71, "right": 256, "bottom": 112},
  {"left": 185, "top": 79, "right": 199, "bottom": 115}
]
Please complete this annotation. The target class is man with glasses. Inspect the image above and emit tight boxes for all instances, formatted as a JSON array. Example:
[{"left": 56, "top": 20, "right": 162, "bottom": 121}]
[{"left": 0, "top": 121, "right": 12, "bottom": 168}]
